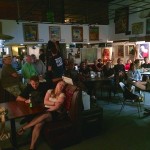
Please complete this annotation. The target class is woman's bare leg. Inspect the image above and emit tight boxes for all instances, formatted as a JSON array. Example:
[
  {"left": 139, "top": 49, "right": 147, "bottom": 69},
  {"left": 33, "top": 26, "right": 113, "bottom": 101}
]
[
  {"left": 21, "top": 112, "right": 52, "bottom": 131},
  {"left": 29, "top": 122, "right": 44, "bottom": 149}
]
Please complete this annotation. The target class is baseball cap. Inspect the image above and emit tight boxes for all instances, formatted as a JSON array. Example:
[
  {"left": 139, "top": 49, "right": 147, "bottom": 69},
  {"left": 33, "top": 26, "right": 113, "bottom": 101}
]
[{"left": 3, "top": 54, "right": 11, "bottom": 59}]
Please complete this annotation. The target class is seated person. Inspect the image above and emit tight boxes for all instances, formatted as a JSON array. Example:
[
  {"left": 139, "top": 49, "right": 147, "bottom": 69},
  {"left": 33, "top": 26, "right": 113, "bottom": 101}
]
[
  {"left": 64, "top": 62, "right": 87, "bottom": 91},
  {"left": 141, "top": 57, "right": 150, "bottom": 81},
  {"left": 141, "top": 57, "right": 150, "bottom": 69},
  {"left": 114, "top": 58, "right": 126, "bottom": 87},
  {"left": 16, "top": 75, "right": 49, "bottom": 104},
  {"left": 127, "top": 63, "right": 142, "bottom": 83},
  {"left": 125, "top": 59, "right": 132, "bottom": 71},
  {"left": 103, "top": 61, "right": 115, "bottom": 79},
  {"left": 79, "top": 61, "right": 96, "bottom": 100},
  {"left": 79, "top": 61, "right": 91, "bottom": 80},
  {"left": 97, "top": 58, "right": 104, "bottom": 71},
  {"left": 92, "top": 60, "right": 102, "bottom": 72},
  {"left": 16, "top": 75, "right": 50, "bottom": 124},
  {"left": 17, "top": 81, "right": 66, "bottom": 150},
  {"left": 1, "top": 54, "right": 25, "bottom": 97},
  {"left": 64, "top": 62, "right": 79, "bottom": 83},
  {"left": 11, "top": 55, "right": 21, "bottom": 71},
  {"left": 127, "top": 63, "right": 146, "bottom": 91}
]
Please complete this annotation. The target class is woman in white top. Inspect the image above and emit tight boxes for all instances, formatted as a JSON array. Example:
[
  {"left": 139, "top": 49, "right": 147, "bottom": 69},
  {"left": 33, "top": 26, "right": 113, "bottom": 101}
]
[{"left": 17, "top": 80, "right": 66, "bottom": 150}]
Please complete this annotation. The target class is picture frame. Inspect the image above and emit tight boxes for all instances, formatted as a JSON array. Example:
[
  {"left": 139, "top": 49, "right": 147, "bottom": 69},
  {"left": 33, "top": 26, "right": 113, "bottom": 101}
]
[
  {"left": 23, "top": 24, "right": 38, "bottom": 42},
  {"left": 132, "top": 22, "right": 143, "bottom": 34},
  {"left": 125, "top": 45, "right": 134, "bottom": 56},
  {"left": 128, "top": 45, "right": 135, "bottom": 55},
  {"left": 49, "top": 26, "right": 61, "bottom": 41},
  {"left": 115, "top": 7, "right": 129, "bottom": 34},
  {"left": 89, "top": 26, "right": 99, "bottom": 41},
  {"left": 139, "top": 44, "right": 149, "bottom": 59},
  {"left": 72, "top": 26, "right": 83, "bottom": 42},
  {"left": 118, "top": 45, "right": 124, "bottom": 57}
]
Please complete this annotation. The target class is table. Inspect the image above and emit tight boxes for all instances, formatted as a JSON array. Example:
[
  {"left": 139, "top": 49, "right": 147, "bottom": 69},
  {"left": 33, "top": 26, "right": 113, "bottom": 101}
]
[
  {"left": 141, "top": 72, "right": 150, "bottom": 76},
  {"left": 83, "top": 77, "right": 112, "bottom": 99},
  {"left": 0, "top": 101, "right": 46, "bottom": 148}
]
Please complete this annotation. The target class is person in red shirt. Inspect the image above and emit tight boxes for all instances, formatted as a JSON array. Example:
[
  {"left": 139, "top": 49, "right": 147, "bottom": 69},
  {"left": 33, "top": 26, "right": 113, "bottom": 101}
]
[{"left": 125, "top": 59, "right": 132, "bottom": 71}]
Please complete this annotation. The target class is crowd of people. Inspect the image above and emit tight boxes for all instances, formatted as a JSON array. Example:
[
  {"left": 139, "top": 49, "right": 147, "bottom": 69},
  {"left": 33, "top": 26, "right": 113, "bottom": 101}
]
[{"left": 1, "top": 39, "right": 150, "bottom": 149}]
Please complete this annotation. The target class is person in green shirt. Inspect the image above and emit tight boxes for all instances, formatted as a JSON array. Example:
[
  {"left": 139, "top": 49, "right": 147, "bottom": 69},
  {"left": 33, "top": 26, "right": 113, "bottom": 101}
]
[{"left": 21, "top": 55, "right": 37, "bottom": 84}]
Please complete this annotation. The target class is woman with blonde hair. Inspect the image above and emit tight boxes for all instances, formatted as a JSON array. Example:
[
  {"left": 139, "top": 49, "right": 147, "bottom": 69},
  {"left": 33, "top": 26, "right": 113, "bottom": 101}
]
[{"left": 17, "top": 80, "right": 66, "bottom": 150}]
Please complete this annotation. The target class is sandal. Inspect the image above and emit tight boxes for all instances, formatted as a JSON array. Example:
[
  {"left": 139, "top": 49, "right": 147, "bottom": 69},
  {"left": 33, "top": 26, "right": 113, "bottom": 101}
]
[{"left": 17, "top": 127, "right": 25, "bottom": 135}]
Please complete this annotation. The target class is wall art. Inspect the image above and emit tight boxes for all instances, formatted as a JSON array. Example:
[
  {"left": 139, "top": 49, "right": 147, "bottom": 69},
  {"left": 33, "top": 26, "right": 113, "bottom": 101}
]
[
  {"left": 49, "top": 26, "right": 61, "bottom": 41},
  {"left": 23, "top": 24, "right": 38, "bottom": 42},
  {"left": 72, "top": 26, "right": 83, "bottom": 42},
  {"left": 89, "top": 26, "right": 99, "bottom": 41},
  {"left": 115, "top": 7, "right": 129, "bottom": 34}
]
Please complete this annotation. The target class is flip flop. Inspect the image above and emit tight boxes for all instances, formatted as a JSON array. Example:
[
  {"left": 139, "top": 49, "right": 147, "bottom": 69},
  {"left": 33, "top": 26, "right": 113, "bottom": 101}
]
[{"left": 17, "top": 127, "right": 25, "bottom": 136}]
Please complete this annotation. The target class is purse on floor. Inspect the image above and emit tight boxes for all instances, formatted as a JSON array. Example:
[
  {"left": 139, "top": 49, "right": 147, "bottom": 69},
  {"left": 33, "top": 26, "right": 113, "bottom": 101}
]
[{"left": 0, "top": 106, "right": 10, "bottom": 141}]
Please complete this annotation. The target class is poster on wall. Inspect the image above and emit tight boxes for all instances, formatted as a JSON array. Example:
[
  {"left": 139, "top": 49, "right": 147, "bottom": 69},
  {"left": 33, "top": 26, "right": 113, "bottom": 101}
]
[
  {"left": 81, "top": 48, "right": 97, "bottom": 63},
  {"left": 132, "top": 22, "right": 143, "bottom": 34},
  {"left": 89, "top": 26, "right": 99, "bottom": 41},
  {"left": 49, "top": 26, "right": 61, "bottom": 41},
  {"left": 23, "top": 24, "right": 38, "bottom": 42},
  {"left": 139, "top": 44, "right": 149, "bottom": 59},
  {"left": 102, "top": 48, "right": 110, "bottom": 63},
  {"left": 118, "top": 45, "right": 124, "bottom": 57},
  {"left": 115, "top": 7, "right": 129, "bottom": 34},
  {"left": 72, "top": 26, "right": 83, "bottom": 42}
]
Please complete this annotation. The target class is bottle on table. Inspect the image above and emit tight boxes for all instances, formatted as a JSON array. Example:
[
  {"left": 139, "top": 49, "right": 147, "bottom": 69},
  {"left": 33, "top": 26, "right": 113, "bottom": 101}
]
[{"left": 29, "top": 94, "right": 32, "bottom": 108}]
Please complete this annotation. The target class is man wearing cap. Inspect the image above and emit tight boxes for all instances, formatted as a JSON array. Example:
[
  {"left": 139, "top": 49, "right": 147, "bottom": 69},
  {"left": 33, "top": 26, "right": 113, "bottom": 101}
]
[{"left": 1, "top": 54, "right": 25, "bottom": 97}]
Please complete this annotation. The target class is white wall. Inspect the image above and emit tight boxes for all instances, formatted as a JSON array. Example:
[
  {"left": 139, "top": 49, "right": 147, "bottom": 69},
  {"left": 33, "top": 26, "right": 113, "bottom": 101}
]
[
  {"left": 0, "top": 20, "right": 109, "bottom": 45},
  {"left": 108, "top": 9, "right": 148, "bottom": 41}
]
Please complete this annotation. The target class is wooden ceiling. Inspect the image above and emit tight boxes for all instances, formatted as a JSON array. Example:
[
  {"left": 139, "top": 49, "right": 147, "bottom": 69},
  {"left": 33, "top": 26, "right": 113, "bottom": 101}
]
[{"left": 0, "top": 0, "right": 111, "bottom": 25}]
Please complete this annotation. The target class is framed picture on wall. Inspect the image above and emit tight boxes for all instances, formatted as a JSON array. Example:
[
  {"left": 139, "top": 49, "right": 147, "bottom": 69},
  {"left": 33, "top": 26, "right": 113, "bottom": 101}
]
[
  {"left": 23, "top": 24, "right": 38, "bottom": 42},
  {"left": 115, "top": 7, "right": 129, "bottom": 34},
  {"left": 125, "top": 45, "right": 134, "bottom": 56},
  {"left": 118, "top": 45, "right": 124, "bottom": 57},
  {"left": 49, "top": 26, "right": 61, "bottom": 41},
  {"left": 132, "top": 22, "right": 143, "bottom": 34},
  {"left": 72, "top": 26, "right": 83, "bottom": 42},
  {"left": 89, "top": 26, "right": 99, "bottom": 41},
  {"left": 139, "top": 44, "right": 149, "bottom": 59}
]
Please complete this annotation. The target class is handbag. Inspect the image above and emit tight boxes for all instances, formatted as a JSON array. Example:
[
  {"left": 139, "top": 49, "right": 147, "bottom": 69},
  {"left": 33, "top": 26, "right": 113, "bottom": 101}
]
[{"left": 0, "top": 106, "right": 10, "bottom": 141}]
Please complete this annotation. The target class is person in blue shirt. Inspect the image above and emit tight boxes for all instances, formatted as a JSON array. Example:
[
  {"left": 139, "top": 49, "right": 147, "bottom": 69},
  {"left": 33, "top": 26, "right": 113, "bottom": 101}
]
[{"left": 127, "top": 63, "right": 142, "bottom": 83}]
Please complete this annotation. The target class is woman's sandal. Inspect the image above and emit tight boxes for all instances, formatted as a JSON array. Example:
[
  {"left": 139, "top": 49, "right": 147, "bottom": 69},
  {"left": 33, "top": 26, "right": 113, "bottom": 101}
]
[{"left": 17, "top": 127, "right": 25, "bottom": 135}]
